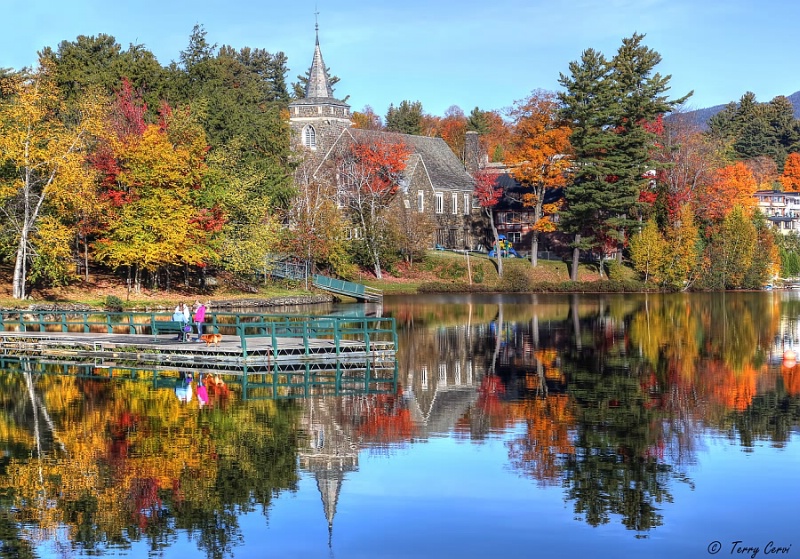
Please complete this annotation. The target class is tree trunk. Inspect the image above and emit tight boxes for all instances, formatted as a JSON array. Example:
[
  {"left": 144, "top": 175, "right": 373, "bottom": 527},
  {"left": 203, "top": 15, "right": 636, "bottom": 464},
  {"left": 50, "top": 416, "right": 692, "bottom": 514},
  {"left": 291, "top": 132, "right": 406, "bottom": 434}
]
[
  {"left": 531, "top": 199, "right": 542, "bottom": 267},
  {"left": 12, "top": 230, "right": 28, "bottom": 299},
  {"left": 489, "top": 209, "right": 503, "bottom": 278},
  {"left": 571, "top": 233, "right": 580, "bottom": 282},
  {"left": 83, "top": 234, "right": 90, "bottom": 282},
  {"left": 373, "top": 248, "right": 383, "bottom": 279}
]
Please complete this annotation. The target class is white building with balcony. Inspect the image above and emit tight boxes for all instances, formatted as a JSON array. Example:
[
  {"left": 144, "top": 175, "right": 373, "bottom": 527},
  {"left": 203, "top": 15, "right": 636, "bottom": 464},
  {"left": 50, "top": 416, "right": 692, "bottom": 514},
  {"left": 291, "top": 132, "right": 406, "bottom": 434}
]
[{"left": 755, "top": 190, "right": 800, "bottom": 234}]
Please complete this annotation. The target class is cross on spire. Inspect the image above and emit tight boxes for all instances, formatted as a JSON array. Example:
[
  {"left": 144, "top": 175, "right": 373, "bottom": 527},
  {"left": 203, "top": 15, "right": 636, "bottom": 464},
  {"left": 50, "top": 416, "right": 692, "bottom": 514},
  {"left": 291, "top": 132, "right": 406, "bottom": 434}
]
[{"left": 315, "top": 6, "right": 320, "bottom": 44}]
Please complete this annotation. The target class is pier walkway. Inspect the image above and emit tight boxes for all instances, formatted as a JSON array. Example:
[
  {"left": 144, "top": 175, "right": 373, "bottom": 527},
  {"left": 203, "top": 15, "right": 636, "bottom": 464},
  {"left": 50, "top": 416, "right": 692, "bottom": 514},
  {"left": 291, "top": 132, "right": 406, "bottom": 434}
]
[{"left": 0, "top": 310, "right": 397, "bottom": 367}]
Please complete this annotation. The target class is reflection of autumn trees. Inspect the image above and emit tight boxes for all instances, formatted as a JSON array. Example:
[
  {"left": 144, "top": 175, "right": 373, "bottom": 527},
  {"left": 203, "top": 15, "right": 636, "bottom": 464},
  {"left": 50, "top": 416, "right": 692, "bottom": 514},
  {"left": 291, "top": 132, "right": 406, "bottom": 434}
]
[
  {"left": 0, "top": 370, "right": 301, "bottom": 559},
  {"left": 349, "top": 390, "right": 416, "bottom": 444},
  {"left": 506, "top": 395, "right": 575, "bottom": 486}
]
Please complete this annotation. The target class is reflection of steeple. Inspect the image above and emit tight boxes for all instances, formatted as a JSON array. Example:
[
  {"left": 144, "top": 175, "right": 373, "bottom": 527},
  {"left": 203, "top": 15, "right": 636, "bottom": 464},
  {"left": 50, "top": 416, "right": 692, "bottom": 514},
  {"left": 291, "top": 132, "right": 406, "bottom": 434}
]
[
  {"left": 298, "top": 397, "right": 359, "bottom": 546},
  {"left": 315, "top": 469, "right": 343, "bottom": 546}
]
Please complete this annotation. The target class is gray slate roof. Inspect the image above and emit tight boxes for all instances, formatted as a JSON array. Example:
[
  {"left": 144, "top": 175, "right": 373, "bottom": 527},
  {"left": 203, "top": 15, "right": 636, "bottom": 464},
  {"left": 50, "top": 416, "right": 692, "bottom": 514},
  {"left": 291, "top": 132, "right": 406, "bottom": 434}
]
[
  {"left": 306, "top": 36, "right": 334, "bottom": 99},
  {"left": 346, "top": 129, "right": 475, "bottom": 193}
]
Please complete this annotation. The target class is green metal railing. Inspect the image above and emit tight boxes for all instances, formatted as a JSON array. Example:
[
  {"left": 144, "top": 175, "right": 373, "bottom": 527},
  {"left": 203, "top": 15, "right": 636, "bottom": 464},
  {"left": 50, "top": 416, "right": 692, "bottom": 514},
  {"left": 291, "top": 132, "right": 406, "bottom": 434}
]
[
  {"left": 312, "top": 274, "right": 382, "bottom": 302},
  {"left": 0, "top": 310, "right": 397, "bottom": 359}
]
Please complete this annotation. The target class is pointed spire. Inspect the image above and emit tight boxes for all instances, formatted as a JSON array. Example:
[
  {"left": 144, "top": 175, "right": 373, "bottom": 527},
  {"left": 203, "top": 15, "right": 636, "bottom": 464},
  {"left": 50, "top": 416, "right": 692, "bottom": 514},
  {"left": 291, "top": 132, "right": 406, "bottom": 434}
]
[{"left": 305, "top": 13, "right": 334, "bottom": 99}]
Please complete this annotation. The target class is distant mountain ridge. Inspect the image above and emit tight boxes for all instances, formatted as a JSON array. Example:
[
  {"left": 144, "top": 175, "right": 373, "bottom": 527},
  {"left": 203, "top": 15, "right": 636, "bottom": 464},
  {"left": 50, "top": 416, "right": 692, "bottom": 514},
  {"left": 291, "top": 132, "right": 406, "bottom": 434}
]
[{"left": 674, "top": 91, "right": 800, "bottom": 128}]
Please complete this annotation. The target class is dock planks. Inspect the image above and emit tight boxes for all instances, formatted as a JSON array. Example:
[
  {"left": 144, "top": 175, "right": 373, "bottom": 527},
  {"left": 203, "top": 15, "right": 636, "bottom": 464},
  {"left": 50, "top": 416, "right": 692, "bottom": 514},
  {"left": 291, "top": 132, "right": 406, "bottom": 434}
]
[{"left": 0, "top": 330, "right": 396, "bottom": 367}]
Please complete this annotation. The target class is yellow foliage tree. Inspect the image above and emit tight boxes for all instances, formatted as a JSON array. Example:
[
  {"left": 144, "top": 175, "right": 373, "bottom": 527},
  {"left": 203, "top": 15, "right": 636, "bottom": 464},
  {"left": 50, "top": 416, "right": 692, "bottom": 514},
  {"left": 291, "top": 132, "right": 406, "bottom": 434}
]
[
  {"left": 629, "top": 219, "right": 668, "bottom": 284},
  {"left": 93, "top": 105, "right": 215, "bottom": 290},
  {"left": 0, "top": 63, "right": 105, "bottom": 298}
]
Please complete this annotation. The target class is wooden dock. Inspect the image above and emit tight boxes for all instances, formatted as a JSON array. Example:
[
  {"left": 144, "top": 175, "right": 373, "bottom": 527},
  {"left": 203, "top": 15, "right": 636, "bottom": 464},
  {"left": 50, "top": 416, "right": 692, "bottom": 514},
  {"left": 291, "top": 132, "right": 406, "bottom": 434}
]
[
  {"left": 0, "top": 310, "right": 397, "bottom": 368},
  {"left": 0, "top": 310, "right": 399, "bottom": 400},
  {"left": 0, "top": 330, "right": 395, "bottom": 365}
]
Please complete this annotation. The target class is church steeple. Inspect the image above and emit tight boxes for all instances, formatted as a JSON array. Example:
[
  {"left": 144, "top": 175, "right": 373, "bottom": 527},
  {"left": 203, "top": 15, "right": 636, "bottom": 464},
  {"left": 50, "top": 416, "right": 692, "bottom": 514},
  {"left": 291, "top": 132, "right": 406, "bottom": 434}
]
[
  {"left": 305, "top": 19, "right": 334, "bottom": 99},
  {"left": 288, "top": 14, "right": 352, "bottom": 152}
]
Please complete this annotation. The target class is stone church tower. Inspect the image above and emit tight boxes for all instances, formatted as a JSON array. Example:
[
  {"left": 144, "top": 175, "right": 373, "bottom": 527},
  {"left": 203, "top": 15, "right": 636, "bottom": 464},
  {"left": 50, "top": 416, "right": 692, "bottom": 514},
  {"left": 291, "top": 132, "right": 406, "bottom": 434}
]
[{"left": 288, "top": 24, "right": 352, "bottom": 154}]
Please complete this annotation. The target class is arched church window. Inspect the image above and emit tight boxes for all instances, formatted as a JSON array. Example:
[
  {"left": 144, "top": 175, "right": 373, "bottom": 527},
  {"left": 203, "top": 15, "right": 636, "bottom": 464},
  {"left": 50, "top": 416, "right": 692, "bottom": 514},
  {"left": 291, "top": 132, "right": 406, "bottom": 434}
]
[{"left": 303, "top": 125, "right": 317, "bottom": 149}]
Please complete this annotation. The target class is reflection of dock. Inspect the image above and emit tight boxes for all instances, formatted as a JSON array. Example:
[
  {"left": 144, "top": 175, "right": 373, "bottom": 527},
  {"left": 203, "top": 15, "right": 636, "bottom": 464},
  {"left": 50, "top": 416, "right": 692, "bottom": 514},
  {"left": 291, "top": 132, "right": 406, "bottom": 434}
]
[{"left": 0, "top": 354, "right": 398, "bottom": 401}]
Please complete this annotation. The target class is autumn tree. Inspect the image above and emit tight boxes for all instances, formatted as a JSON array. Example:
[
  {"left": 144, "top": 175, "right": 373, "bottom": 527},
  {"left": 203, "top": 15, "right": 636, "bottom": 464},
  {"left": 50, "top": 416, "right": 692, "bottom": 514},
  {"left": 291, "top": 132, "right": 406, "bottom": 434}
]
[
  {"left": 352, "top": 105, "right": 383, "bottom": 130},
  {"left": 781, "top": 152, "right": 800, "bottom": 191},
  {"left": 745, "top": 155, "right": 779, "bottom": 190},
  {"left": 0, "top": 63, "right": 104, "bottom": 298},
  {"left": 629, "top": 219, "right": 667, "bottom": 283},
  {"left": 285, "top": 152, "right": 353, "bottom": 277},
  {"left": 506, "top": 90, "right": 572, "bottom": 266},
  {"left": 438, "top": 105, "right": 468, "bottom": 161},
  {"left": 474, "top": 169, "right": 504, "bottom": 278},
  {"left": 706, "top": 206, "right": 757, "bottom": 289},
  {"left": 335, "top": 133, "right": 410, "bottom": 279},
  {"left": 204, "top": 138, "right": 282, "bottom": 277},
  {"left": 662, "top": 205, "right": 701, "bottom": 289},
  {"left": 92, "top": 86, "right": 216, "bottom": 291},
  {"left": 386, "top": 198, "right": 436, "bottom": 266},
  {"left": 695, "top": 162, "right": 758, "bottom": 224},
  {"left": 650, "top": 114, "right": 725, "bottom": 227}
]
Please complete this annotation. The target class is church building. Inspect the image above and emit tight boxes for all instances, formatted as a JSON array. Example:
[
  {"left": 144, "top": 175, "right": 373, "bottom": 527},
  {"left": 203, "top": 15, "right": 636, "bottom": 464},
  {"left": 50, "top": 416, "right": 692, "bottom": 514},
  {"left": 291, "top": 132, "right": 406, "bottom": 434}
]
[{"left": 288, "top": 26, "right": 479, "bottom": 250}]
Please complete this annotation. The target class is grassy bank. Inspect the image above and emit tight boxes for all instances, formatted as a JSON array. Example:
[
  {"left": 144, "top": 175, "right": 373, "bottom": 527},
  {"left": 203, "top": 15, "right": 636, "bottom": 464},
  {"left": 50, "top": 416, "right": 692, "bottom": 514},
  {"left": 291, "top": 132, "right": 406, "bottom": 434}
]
[
  {"left": 0, "top": 250, "right": 647, "bottom": 309},
  {"left": 360, "top": 250, "right": 646, "bottom": 294}
]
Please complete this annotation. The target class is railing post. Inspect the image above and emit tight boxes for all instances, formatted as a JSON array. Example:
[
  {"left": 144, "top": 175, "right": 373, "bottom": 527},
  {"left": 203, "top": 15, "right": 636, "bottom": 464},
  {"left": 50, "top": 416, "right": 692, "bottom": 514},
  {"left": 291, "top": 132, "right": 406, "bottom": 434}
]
[
  {"left": 239, "top": 323, "right": 248, "bottom": 361},
  {"left": 362, "top": 318, "right": 370, "bottom": 353},
  {"left": 271, "top": 323, "right": 279, "bottom": 362},
  {"left": 334, "top": 319, "right": 341, "bottom": 356}
]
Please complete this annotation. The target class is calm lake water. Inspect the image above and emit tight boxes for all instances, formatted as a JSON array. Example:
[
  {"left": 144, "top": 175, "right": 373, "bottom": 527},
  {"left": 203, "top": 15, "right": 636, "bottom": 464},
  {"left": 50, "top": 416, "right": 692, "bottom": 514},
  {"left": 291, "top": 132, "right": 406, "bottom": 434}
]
[{"left": 1, "top": 292, "right": 799, "bottom": 559}]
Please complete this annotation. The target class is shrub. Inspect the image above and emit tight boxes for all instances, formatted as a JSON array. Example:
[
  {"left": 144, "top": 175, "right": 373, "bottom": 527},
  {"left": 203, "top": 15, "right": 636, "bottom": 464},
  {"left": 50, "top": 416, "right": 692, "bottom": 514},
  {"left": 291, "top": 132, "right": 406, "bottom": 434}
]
[
  {"left": 104, "top": 295, "right": 124, "bottom": 312},
  {"left": 605, "top": 260, "right": 626, "bottom": 281},
  {"left": 500, "top": 266, "right": 533, "bottom": 292}
]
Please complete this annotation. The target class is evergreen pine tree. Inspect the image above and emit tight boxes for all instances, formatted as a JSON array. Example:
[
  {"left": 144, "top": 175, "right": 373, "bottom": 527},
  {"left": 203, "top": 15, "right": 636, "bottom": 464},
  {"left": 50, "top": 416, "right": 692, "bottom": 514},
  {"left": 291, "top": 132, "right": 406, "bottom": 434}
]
[{"left": 558, "top": 34, "right": 690, "bottom": 280}]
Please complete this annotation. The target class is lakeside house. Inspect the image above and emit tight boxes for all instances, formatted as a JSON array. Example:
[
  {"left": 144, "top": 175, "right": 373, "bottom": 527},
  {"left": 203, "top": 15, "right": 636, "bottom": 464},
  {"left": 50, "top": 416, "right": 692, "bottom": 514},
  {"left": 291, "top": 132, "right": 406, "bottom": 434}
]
[{"left": 755, "top": 189, "right": 800, "bottom": 234}]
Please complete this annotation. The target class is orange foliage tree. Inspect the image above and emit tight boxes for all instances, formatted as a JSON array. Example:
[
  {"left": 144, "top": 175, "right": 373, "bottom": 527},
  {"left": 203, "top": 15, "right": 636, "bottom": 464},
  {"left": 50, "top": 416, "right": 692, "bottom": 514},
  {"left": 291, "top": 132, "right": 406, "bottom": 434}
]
[
  {"left": 438, "top": 105, "right": 468, "bottom": 161},
  {"left": 506, "top": 90, "right": 572, "bottom": 266},
  {"left": 780, "top": 152, "right": 800, "bottom": 191},
  {"left": 696, "top": 161, "right": 758, "bottom": 223}
]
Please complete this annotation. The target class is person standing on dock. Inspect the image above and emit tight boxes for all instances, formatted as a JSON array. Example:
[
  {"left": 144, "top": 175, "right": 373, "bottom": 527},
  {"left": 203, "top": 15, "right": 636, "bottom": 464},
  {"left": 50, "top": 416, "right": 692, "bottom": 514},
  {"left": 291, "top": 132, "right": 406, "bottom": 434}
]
[
  {"left": 172, "top": 305, "right": 185, "bottom": 341},
  {"left": 193, "top": 301, "right": 206, "bottom": 341}
]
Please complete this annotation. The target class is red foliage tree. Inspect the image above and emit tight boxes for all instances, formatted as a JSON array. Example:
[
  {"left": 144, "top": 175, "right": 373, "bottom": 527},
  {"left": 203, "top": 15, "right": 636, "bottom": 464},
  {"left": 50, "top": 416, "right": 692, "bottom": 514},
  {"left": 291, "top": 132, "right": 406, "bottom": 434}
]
[
  {"left": 473, "top": 169, "right": 504, "bottom": 277},
  {"left": 337, "top": 134, "right": 411, "bottom": 278}
]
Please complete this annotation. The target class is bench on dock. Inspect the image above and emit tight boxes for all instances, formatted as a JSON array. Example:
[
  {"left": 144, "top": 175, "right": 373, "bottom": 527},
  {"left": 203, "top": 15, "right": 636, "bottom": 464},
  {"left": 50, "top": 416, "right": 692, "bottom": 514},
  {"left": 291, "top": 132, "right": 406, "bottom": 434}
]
[{"left": 152, "top": 320, "right": 191, "bottom": 341}]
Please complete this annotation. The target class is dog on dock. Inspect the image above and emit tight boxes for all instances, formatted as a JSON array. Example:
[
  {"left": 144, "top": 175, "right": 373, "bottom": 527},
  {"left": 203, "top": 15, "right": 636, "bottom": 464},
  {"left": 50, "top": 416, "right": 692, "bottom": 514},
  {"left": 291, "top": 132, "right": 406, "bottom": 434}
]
[{"left": 199, "top": 333, "right": 222, "bottom": 347}]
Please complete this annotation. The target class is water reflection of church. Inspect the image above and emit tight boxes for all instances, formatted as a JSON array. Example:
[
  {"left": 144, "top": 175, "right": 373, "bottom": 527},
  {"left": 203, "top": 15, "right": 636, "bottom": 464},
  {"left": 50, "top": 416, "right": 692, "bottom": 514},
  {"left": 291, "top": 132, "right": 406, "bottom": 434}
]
[{"left": 296, "top": 318, "right": 491, "bottom": 537}]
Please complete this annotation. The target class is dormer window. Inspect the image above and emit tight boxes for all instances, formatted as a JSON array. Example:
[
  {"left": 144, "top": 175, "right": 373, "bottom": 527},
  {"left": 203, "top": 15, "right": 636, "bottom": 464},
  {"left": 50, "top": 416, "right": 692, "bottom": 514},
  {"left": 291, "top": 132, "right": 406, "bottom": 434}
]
[{"left": 303, "top": 125, "right": 317, "bottom": 149}]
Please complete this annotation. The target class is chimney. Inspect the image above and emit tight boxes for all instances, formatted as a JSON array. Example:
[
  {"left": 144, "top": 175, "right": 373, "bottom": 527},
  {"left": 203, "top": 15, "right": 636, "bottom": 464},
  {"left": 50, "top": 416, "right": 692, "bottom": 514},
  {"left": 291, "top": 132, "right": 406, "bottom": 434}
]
[{"left": 464, "top": 131, "right": 484, "bottom": 175}]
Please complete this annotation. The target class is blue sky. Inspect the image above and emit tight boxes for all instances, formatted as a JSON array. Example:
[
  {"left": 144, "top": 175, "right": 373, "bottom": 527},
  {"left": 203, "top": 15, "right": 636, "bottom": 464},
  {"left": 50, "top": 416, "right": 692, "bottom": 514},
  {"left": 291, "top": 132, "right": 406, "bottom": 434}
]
[{"left": 3, "top": 0, "right": 799, "bottom": 119}]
